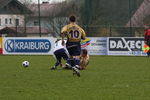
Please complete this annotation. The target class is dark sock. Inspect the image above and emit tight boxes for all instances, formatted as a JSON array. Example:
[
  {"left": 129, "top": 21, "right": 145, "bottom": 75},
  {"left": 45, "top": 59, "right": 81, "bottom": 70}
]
[
  {"left": 74, "top": 58, "right": 80, "bottom": 65},
  {"left": 55, "top": 61, "right": 60, "bottom": 67},
  {"left": 67, "top": 58, "right": 75, "bottom": 66}
]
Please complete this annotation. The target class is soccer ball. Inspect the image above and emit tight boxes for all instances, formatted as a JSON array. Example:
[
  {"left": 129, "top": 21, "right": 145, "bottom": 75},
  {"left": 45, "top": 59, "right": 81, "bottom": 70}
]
[{"left": 22, "top": 61, "right": 29, "bottom": 67}]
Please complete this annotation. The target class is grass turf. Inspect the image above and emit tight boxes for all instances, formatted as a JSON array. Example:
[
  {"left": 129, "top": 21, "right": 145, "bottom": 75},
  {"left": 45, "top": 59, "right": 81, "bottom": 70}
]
[{"left": 0, "top": 55, "right": 150, "bottom": 100}]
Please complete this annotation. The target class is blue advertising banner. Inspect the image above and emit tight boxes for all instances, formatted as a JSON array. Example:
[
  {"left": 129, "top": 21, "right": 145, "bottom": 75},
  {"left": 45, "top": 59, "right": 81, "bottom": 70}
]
[{"left": 3, "top": 37, "right": 56, "bottom": 55}]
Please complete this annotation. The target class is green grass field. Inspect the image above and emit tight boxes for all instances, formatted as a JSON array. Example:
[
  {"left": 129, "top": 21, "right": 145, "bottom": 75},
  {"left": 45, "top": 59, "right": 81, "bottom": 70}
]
[{"left": 0, "top": 55, "right": 150, "bottom": 100}]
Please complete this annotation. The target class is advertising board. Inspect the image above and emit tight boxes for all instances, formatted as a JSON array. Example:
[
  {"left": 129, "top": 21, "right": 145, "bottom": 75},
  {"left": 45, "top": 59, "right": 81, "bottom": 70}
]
[
  {"left": 108, "top": 37, "right": 147, "bottom": 56},
  {"left": 3, "top": 37, "right": 56, "bottom": 55}
]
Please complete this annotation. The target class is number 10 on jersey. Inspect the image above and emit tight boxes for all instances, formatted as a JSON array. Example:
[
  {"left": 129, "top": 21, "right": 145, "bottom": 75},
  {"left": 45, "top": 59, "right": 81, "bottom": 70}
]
[{"left": 69, "top": 30, "right": 80, "bottom": 38}]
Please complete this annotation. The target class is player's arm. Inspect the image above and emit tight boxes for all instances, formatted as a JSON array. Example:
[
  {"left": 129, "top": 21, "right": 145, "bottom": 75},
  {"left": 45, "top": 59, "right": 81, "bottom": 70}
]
[
  {"left": 86, "top": 55, "right": 89, "bottom": 61},
  {"left": 144, "top": 30, "right": 147, "bottom": 40},
  {"left": 81, "top": 28, "right": 86, "bottom": 40},
  {"left": 61, "top": 34, "right": 65, "bottom": 46},
  {"left": 144, "top": 30, "right": 148, "bottom": 44},
  {"left": 86, "top": 55, "right": 90, "bottom": 66},
  {"left": 61, "top": 26, "right": 67, "bottom": 45}
]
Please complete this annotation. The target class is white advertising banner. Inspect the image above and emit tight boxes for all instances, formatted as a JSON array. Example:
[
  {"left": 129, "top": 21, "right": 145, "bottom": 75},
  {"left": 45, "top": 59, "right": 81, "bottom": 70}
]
[
  {"left": 84, "top": 37, "right": 107, "bottom": 55},
  {"left": 3, "top": 37, "right": 56, "bottom": 55},
  {"left": 2, "top": 37, "right": 147, "bottom": 56},
  {"left": 108, "top": 37, "right": 147, "bottom": 56}
]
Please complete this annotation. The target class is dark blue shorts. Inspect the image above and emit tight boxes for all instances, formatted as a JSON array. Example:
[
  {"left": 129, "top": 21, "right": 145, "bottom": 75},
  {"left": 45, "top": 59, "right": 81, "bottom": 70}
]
[
  {"left": 66, "top": 42, "right": 81, "bottom": 56},
  {"left": 54, "top": 48, "right": 69, "bottom": 63}
]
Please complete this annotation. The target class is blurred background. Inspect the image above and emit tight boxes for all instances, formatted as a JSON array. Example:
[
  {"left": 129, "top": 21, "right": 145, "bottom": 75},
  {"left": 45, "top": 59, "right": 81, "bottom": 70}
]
[{"left": 0, "top": 0, "right": 150, "bottom": 37}]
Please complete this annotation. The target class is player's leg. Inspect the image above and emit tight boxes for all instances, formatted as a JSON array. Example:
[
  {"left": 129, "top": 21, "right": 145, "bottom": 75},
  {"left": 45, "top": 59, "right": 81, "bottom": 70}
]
[
  {"left": 79, "top": 59, "right": 89, "bottom": 70},
  {"left": 66, "top": 43, "right": 80, "bottom": 66},
  {"left": 61, "top": 49, "right": 72, "bottom": 69},
  {"left": 66, "top": 44, "right": 76, "bottom": 67},
  {"left": 73, "top": 56, "right": 80, "bottom": 67},
  {"left": 51, "top": 51, "right": 61, "bottom": 70},
  {"left": 71, "top": 47, "right": 81, "bottom": 77},
  {"left": 66, "top": 42, "right": 81, "bottom": 77},
  {"left": 65, "top": 56, "right": 78, "bottom": 74}
]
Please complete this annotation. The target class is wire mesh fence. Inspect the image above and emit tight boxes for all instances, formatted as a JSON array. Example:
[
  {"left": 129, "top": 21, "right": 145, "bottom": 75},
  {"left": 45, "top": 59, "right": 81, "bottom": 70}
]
[
  {"left": 0, "top": 0, "right": 148, "bottom": 37},
  {"left": 82, "top": 26, "right": 145, "bottom": 37}
]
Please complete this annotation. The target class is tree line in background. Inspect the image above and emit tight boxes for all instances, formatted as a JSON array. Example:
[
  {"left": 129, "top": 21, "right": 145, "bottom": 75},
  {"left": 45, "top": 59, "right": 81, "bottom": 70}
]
[
  {"left": 19, "top": 0, "right": 145, "bottom": 37},
  {"left": 79, "top": 0, "right": 143, "bottom": 26}
]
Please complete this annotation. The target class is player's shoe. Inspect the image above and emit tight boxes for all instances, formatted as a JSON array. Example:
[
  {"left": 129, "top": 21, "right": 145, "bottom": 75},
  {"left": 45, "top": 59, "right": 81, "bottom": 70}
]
[
  {"left": 62, "top": 63, "right": 72, "bottom": 69},
  {"left": 50, "top": 66, "right": 56, "bottom": 70},
  {"left": 66, "top": 63, "right": 71, "bottom": 67},
  {"left": 72, "top": 66, "right": 80, "bottom": 77}
]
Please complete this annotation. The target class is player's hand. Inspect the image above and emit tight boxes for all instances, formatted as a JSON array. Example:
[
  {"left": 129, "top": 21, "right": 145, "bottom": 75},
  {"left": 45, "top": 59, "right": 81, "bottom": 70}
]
[{"left": 62, "top": 40, "right": 65, "bottom": 46}]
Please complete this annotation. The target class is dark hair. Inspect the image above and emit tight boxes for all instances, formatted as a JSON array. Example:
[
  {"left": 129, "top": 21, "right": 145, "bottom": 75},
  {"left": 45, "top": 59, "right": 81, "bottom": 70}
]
[
  {"left": 55, "top": 39, "right": 61, "bottom": 43},
  {"left": 82, "top": 49, "right": 88, "bottom": 55},
  {"left": 69, "top": 15, "right": 76, "bottom": 22}
]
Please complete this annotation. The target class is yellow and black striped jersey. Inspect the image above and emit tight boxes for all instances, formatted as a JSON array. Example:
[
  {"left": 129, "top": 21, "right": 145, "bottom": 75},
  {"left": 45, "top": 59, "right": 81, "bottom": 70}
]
[{"left": 61, "top": 23, "right": 86, "bottom": 42}]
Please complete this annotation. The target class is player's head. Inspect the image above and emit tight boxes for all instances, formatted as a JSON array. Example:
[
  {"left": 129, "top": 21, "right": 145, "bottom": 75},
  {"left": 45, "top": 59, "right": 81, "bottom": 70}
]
[
  {"left": 69, "top": 15, "right": 76, "bottom": 22},
  {"left": 55, "top": 38, "right": 61, "bottom": 43},
  {"left": 81, "top": 49, "right": 88, "bottom": 57}
]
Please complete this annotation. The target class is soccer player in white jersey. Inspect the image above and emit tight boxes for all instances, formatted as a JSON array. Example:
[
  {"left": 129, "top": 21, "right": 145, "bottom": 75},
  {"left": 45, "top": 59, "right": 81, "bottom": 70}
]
[{"left": 51, "top": 39, "right": 70, "bottom": 70}]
